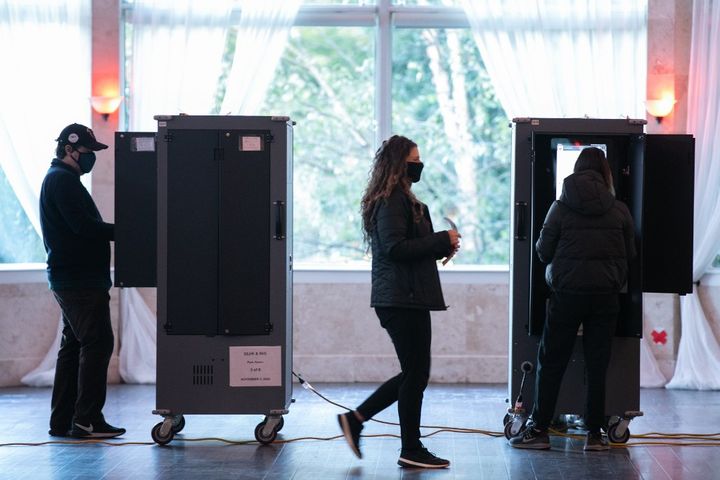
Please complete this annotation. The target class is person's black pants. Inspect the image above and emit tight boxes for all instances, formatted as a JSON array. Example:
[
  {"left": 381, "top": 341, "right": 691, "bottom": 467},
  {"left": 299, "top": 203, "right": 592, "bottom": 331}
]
[
  {"left": 356, "top": 307, "right": 431, "bottom": 451},
  {"left": 50, "top": 289, "right": 114, "bottom": 432},
  {"left": 531, "top": 292, "right": 619, "bottom": 433}
]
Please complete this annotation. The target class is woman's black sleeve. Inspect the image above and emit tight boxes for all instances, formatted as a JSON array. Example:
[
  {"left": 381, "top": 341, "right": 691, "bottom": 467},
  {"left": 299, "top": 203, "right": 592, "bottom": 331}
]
[{"left": 375, "top": 194, "right": 451, "bottom": 261}]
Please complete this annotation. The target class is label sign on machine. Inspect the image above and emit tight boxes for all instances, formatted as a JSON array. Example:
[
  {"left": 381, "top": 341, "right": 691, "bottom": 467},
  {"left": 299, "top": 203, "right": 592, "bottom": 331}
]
[
  {"left": 228, "top": 346, "right": 282, "bottom": 387},
  {"left": 240, "top": 135, "right": 263, "bottom": 152},
  {"left": 131, "top": 136, "right": 155, "bottom": 152}
]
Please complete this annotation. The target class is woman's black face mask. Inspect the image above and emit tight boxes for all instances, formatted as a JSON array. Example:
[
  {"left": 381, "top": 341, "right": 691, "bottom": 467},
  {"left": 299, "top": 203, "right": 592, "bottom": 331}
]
[{"left": 406, "top": 161, "right": 424, "bottom": 183}]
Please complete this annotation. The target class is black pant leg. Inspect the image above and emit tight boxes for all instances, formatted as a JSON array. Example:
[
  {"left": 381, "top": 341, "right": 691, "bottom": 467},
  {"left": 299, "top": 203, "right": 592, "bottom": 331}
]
[
  {"left": 356, "top": 307, "right": 432, "bottom": 451},
  {"left": 531, "top": 293, "right": 583, "bottom": 430},
  {"left": 356, "top": 308, "right": 405, "bottom": 419},
  {"left": 581, "top": 294, "right": 619, "bottom": 432},
  {"left": 356, "top": 373, "right": 402, "bottom": 421},
  {"left": 50, "top": 311, "right": 80, "bottom": 432},
  {"left": 393, "top": 309, "right": 431, "bottom": 451},
  {"left": 52, "top": 290, "right": 114, "bottom": 424}
]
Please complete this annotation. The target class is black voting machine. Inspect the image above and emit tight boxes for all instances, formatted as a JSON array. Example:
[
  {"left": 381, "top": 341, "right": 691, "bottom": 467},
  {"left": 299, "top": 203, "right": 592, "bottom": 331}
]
[
  {"left": 114, "top": 116, "right": 293, "bottom": 445},
  {"left": 507, "top": 118, "right": 694, "bottom": 441}
]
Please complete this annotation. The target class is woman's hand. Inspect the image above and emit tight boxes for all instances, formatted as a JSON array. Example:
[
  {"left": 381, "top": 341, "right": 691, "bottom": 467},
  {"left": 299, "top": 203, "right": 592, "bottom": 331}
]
[
  {"left": 442, "top": 230, "right": 461, "bottom": 265},
  {"left": 447, "top": 229, "right": 461, "bottom": 248}
]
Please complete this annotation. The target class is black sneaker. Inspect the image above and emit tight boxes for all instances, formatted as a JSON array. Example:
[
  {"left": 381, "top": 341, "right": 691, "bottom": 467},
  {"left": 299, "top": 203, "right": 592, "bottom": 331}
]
[
  {"left": 398, "top": 447, "right": 450, "bottom": 469},
  {"left": 508, "top": 427, "right": 551, "bottom": 450},
  {"left": 584, "top": 431, "right": 609, "bottom": 451},
  {"left": 48, "top": 429, "right": 70, "bottom": 437},
  {"left": 70, "top": 419, "right": 126, "bottom": 439},
  {"left": 337, "top": 412, "right": 363, "bottom": 458}
]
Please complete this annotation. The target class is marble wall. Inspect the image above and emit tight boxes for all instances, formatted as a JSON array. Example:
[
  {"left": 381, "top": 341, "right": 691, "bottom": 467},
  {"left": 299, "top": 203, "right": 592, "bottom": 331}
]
[
  {"left": 3, "top": 278, "right": 720, "bottom": 387},
  {"left": 643, "top": 293, "right": 680, "bottom": 380},
  {"left": 0, "top": 277, "right": 509, "bottom": 386},
  {"left": 293, "top": 281, "right": 509, "bottom": 383},
  {"left": 133, "top": 277, "right": 510, "bottom": 384},
  {"left": 0, "top": 282, "right": 121, "bottom": 386},
  {"left": 646, "top": 0, "right": 693, "bottom": 135}
]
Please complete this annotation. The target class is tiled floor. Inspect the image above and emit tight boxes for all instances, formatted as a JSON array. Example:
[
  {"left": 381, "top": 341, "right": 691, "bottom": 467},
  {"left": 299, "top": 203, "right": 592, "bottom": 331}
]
[{"left": 1, "top": 383, "right": 719, "bottom": 479}]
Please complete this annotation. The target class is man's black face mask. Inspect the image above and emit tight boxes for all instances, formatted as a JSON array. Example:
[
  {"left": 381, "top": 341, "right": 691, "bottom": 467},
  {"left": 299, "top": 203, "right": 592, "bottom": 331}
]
[{"left": 75, "top": 150, "right": 97, "bottom": 173}]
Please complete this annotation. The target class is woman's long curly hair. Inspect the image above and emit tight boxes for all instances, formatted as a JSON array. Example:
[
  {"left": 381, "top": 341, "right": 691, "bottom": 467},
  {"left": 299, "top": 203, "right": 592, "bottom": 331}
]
[{"left": 361, "top": 135, "right": 423, "bottom": 244}]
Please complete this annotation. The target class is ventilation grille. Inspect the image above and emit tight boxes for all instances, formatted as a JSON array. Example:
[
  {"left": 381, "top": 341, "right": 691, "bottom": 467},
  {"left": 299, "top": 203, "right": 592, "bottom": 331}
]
[{"left": 192, "top": 364, "right": 214, "bottom": 385}]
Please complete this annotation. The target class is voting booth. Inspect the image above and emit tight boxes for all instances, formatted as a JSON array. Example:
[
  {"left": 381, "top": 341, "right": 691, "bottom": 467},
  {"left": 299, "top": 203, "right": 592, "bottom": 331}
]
[
  {"left": 115, "top": 115, "right": 293, "bottom": 445},
  {"left": 506, "top": 118, "right": 694, "bottom": 442}
]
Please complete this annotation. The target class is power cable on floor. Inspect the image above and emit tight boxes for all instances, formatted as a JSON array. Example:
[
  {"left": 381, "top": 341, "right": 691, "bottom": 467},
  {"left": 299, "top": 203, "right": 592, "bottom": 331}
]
[{"left": 2, "top": 373, "right": 720, "bottom": 448}]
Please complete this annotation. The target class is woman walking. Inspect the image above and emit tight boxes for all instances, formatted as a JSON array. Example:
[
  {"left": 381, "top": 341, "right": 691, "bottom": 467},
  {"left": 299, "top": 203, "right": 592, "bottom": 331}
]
[{"left": 337, "top": 135, "right": 460, "bottom": 469}]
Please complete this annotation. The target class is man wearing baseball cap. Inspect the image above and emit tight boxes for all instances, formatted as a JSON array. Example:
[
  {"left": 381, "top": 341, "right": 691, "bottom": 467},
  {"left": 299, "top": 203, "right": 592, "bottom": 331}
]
[{"left": 40, "top": 123, "right": 125, "bottom": 438}]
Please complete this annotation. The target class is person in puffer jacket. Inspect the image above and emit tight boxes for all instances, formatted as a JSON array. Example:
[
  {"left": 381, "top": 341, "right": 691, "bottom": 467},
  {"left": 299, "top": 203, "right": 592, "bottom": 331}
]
[
  {"left": 336, "top": 135, "right": 460, "bottom": 469},
  {"left": 509, "top": 147, "right": 636, "bottom": 452}
]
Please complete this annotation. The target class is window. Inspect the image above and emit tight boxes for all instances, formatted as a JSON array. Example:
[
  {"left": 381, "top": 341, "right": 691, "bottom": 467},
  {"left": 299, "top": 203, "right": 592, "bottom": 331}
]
[
  {"left": 0, "top": 168, "right": 45, "bottom": 263},
  {"left": 123, "top": 1, "right": 511, "bottom": 267},
  {"left": 0, "top": 0, "right": 91, "bottom": 266},
  {"left": 261, "top": 27, "right": 375, "bottom": 263},
  {"left": 261, "top": 3, "right": 510, "bottom": 266},
  {"left": 392, "top": 27, "right": 510, "bottom": 264}
]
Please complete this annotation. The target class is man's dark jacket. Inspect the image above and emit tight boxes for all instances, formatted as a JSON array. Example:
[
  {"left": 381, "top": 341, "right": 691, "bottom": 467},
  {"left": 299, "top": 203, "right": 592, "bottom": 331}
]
[
  {"left": 39, "top": 159, "right": 114, "bottom": 290},
  {"left": 370, "top": 188, "right": 451, "bottom": 310},
  {"left": 536, "top": 170, "right": 637, "bottom": 294}
]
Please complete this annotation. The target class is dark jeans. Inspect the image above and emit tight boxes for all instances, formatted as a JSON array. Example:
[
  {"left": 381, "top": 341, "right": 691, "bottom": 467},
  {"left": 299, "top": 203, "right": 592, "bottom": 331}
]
[
  {"left": 531, "top": 292, "right": 619, "bottom": 433},
  {"left": 356, "top": 307, "right": 432, "bottom": 451},
  {"left": 50, "top": 289, "right": 114, "bottom": 432}
]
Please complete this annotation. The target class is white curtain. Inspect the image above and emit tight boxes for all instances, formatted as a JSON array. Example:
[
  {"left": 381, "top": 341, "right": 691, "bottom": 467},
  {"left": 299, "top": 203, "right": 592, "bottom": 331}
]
[
  {"left": 127, "top": 0, "right": 236, "bottom": 130},
  {"left": 119, "top": 289, "right": 157, "bottom": 384},
  {"left": 460, "top": 0, "right": 647, "bottom": 119},
  {"left": 0, "top": 0, "right": 91, "bottom": 388},
  {"left": 119, "top": 1, "right": 299, "bottom": 383},
  {"left": 0, "top": 0, "right": 91, "bottom": 235},
  {"left": 220, "top": 0, "right": 301, "bottom": 115},
  {"left": 666, "top": 0, "right": 720, "bottom": 390}
]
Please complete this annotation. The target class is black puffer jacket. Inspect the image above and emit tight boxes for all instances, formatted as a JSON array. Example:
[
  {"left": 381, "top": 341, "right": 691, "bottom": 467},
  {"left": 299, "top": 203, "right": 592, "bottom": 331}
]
[
  {"left": 536, "top": 170, "right": 636, "bottom": 294},
  {"left": 370, "top": 188, "right": 452, "bottom": 310}
]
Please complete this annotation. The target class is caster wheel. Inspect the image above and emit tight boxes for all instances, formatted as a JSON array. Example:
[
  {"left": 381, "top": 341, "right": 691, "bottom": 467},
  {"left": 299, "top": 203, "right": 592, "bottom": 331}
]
[
  {"left": 171, "top": 415, "right": 185, "bottom": 434},
  {"left": 607, "top": 422, "right": 631, "bottom": 443},
  {"left": 151, "top": 422, "right": 174, "bottom": 446},
  {"left": 504, "top": 419, "right": 526, "bottom": 440},
  {"left": 275, "top": 416, "right": 285, "bottom": 433},
  {"left": 254, "top": 421, "right": 278, "bottom": 444},
  {"left": 503, "top": 421, "right": 514, "bottom": 440},
  {"left": 503, "top": 413, "right": 512, "bottom": 426}
]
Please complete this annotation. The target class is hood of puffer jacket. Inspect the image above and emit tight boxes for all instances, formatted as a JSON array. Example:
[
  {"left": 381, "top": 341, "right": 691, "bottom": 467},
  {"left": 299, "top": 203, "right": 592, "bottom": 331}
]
[{"left": 559, "top": 170, "right": 615, "bottom": 216}]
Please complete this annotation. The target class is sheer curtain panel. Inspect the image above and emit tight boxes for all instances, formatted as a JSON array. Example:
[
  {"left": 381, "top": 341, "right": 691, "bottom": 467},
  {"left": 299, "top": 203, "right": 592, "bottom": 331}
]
[
  {"left": 219, "top": 0, "right": 301, "bottom": 115},
  {"left": 0, "top": 0, "right": 92, "bottom": 387},
  {"left": 127, "top": 0, "right": 235, "bottom": 130},
  {"left": 0, "top": 0, "right": 91, "bottom": 235},
  {"left": 666, "top": 0, "right": 720, "bottom": 390},
  {"left": 460, "top": 0, "right": 647, "bottom": 119}
]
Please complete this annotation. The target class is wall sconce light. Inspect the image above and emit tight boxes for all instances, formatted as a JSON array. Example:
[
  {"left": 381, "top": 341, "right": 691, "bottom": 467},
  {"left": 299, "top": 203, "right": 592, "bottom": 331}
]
[
  {"left": 646, "top": 93, "right": 676, "bottom": 123},
  {"left": 90, "top": 95, "right": 123, "bottom": 121}
]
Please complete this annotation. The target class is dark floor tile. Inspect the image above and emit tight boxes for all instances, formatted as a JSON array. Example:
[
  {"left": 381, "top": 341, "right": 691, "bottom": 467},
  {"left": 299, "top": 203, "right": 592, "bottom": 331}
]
[{"left": 1, "top": 384, "right": 720, "bottom": 479}]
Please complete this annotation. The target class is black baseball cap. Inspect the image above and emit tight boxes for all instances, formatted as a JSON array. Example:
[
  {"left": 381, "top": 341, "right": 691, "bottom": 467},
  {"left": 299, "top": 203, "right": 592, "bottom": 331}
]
[{"left": 56, "top": 123, "right": 108, "bottom": 151}]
